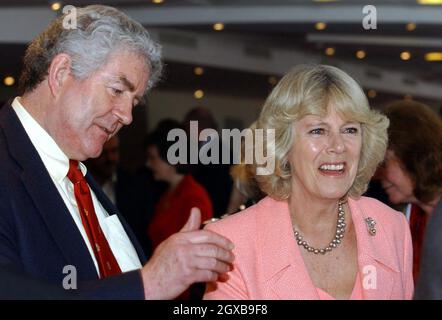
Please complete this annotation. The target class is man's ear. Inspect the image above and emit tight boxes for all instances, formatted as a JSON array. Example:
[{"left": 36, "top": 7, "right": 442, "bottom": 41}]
[{"left": 47, "top": 53, "right": 73, "bottom": 98}]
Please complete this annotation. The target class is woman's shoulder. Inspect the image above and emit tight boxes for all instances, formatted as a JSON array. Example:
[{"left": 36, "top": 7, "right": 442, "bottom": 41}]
[
  {"left": 351, "top": 196, "right": 408, "bottom": 230},
  {"left": 204, "top": 196, "right": 285, "bottom": 239}
]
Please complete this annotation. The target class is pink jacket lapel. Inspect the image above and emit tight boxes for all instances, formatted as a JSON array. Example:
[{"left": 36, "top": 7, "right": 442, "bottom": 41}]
[
  {"left": 258, "top": 198, "right": 320, "bottom": 299},
  {"left": 348, "top": 198, "right": 399, "bottom": 300}
]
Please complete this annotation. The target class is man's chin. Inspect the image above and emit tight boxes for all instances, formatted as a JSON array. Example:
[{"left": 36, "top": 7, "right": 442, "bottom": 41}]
[{"left": 84, "top": 145, "right": 104, "bottom": 160}]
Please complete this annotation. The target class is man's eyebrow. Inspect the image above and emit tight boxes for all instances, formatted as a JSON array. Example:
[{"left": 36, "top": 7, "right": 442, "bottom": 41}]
[{"left": 118, "top": 76, "right": 135, "bottom": 91}]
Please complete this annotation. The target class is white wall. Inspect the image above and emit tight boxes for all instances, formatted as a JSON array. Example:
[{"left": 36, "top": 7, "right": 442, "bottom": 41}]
[{"left": 146, "top": 89, "right": 264, "bottom": 131}]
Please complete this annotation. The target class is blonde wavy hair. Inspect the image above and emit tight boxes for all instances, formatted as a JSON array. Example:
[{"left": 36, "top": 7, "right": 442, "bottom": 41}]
[{"left": 254, "top": 64, "right": 389, "bottom": 200}]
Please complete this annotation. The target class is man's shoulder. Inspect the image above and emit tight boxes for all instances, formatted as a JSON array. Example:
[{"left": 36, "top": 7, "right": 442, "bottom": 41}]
[{"left": 0, "top": 123, "right": 16, "bottom": 186}]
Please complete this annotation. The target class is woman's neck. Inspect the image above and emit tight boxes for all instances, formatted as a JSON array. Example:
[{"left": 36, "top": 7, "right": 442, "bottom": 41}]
[
  {"left": 167, "top": 173, "right": 185, "bottom": 191},
  {"left": 288, "top": 192, "right": 342, "bottom": 234}
]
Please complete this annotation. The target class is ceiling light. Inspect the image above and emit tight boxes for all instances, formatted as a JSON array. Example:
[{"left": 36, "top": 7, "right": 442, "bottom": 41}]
[
  {"left": 152, "top": 0, "right": 164, "bottom": 4},
  {"left": 406, "top": 23, "right": 417, "bottom": 31},
  {"left": 400, "top": 51, "right": 411, "bottom": 60},
  {"left": 194, "top": 90, "right": 204, "bottom": 99},
  {"left": 194, "top": 67, "right": 204, "bottom": 76},
  {"left": 3, "top": 76, "right": 15, "bottom": 86},
  {"left": 51, "top": 2, "right": 61, "bottom": 11},
  {"left": 417, "top": 0, "right": 442, "bottom": 5},
  {"left": 367, "top": 90, "right": 377, "bottom": 99},
  {"left": 356, "top": 50, "right": 366, "bottom": 59},
  {"left": 268, "top": 76, "right": 278, "bottom": 86},
  {"left": 325, "top": 47, "right": 335, "bottom": 56},
  {"left": 425, "top": 52, "right": 442, "bottom": 61},
  {"left": 213, "top": 23, "right": 224, "bottom": 31},
  {"left": 315, "top": 22, "right": 327, "bottom": 31},
  {"left": 404, "top": 94, "right": 413, "bottom": 100}
]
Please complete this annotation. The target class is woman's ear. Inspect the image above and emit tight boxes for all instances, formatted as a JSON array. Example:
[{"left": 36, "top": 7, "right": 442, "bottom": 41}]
[{"left": 47, "top": 53, "right": 72, "bottom": 98}]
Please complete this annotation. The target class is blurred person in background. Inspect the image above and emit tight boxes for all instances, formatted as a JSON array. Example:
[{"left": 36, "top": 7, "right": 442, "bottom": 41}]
[
  {"left": 145, "top": 120, "right": 213, "bottom": 251},
  {"left": 380, "top": 100, "right": 442, "bottom": 282},
  {"left": 145, "top": 120, "right": 214, "bottom": 300},
  {"left": 226, "top": 122, "right": 265, "bottom": 214},
  {"left": 85, "top": 135, "right": 121, "bottom": 205},
  {"left": 183, "top": 107, "right": 233, "bottom": 217},
  {"left": 414, "top": 198, "right": 442, "bottom": 299}
]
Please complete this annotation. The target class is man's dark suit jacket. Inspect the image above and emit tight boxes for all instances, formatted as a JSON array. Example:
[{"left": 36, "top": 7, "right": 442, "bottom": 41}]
[
  {"left": 415, "top": 199, "right": 442, "bottom": 300},
  {"left": 0, "top": 102, "right": 147, "bottom": 299},
  {"left": 0, "top": 265, "right": 81, "bottom": 299}
]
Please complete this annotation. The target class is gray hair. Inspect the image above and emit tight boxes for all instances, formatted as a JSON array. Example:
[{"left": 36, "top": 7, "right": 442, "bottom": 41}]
[{"left": 19, "top": 5, "right": 162, "bottom": 94}]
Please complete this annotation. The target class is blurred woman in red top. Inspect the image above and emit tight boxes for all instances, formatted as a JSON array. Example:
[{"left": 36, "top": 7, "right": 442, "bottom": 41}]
[{"left": 145, "top": 121, "right": 213, "bottom": 251}]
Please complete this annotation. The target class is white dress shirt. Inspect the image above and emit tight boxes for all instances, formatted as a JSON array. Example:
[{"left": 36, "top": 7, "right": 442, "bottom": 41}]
[{"left": 12, "top": 97, "right": 142, "bottom": 276}]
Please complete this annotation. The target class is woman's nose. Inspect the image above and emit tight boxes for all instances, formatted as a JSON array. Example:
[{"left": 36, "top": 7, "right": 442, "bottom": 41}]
[{"left": 327, "top": 132, "right": 345, "bottom": 154}]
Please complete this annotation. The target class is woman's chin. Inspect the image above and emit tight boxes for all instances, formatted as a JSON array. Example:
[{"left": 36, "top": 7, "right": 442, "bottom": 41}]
[{"left": 316, "top": 188, "right": 349, "bottom": 201}]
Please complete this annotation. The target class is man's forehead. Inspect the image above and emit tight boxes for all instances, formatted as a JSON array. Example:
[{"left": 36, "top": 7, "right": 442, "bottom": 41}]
[
  {"left": 105, "top": 71, "right": 148, "bottom": 97},
  {"left": 103, "top": 50, "right": 149, "bottom": 86}
]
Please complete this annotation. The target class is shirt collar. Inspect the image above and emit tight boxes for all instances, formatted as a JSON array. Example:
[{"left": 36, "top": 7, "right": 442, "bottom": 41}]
[{"left": 11, "top": 97, "right": 87, "bottom": 183}]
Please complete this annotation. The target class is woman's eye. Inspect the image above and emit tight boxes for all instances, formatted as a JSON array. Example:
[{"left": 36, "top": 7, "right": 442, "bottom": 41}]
[
  {"left": 344, "top": 127, "right": 359, "bottom": 134},
  {"left": 309, "top": 128, "right": 324, "bottom": 135}
]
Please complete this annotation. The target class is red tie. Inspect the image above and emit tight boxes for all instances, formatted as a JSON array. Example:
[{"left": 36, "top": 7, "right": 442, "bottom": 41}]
[{"left": 67, "top": 160, "right": 121, "bottom": 278}]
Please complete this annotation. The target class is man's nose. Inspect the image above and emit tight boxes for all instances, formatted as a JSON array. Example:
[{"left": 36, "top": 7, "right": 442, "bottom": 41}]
[{"left": 113, "top": 101, "right": 133, "bottom": 126}]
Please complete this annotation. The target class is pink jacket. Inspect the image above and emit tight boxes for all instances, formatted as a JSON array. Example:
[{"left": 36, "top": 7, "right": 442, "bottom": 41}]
[{"left": 204, "top": 196, "right": 414, "bottom": 300}]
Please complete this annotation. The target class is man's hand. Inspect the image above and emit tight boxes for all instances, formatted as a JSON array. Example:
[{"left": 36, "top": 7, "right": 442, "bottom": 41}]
[{"left": 140, "top": 208, "right": 234, "bottom": 300}]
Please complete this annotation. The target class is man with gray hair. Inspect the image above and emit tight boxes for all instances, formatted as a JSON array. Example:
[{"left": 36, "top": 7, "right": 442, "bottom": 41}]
[{"left": 0, "top": 5, "right": 233, "bottom": 299}]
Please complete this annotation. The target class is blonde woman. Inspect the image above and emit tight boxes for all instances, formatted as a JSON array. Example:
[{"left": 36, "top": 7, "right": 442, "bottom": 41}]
[{"left": 204, "top": 65, "right": 413, "bottom": 300}]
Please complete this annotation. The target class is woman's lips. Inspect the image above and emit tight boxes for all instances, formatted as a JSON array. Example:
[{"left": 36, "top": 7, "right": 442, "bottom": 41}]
[{"left": 318, "top": 162, "right": 346, "bottom": 177}]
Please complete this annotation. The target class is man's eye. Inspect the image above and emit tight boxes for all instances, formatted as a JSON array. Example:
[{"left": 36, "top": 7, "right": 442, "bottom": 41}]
[
  {"left": 344, "top": 127, "right": 358, "bottom": 134},
  {"left": 309, "top": 128, "right": 324, "bottom": 135},
  {"left": 111, "top": 88, "right": 124, "bottom": 96}
]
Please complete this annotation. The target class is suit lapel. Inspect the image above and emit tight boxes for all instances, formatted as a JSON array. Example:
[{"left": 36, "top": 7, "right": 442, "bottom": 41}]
[
  {"left": 349, "top": 198, "right": 399, "bottom": 300},
  {"left": 1, "top": 105, "right": 97, "bottom": 278},
  {"left": 258, "top": 198, "right": 319, "bottom": 299}
]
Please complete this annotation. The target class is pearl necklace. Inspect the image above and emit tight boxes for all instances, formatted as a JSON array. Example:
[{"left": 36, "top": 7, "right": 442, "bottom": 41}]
[{"left": 293, "top": 200, "right": 346, "bottom": 255}]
